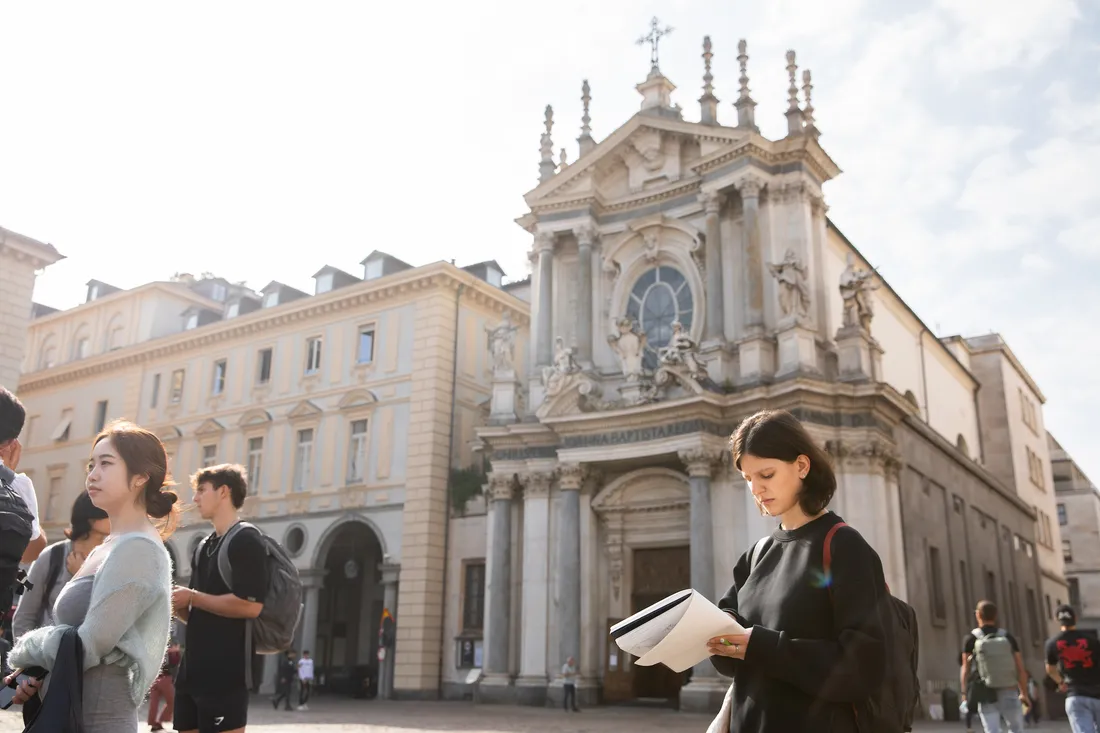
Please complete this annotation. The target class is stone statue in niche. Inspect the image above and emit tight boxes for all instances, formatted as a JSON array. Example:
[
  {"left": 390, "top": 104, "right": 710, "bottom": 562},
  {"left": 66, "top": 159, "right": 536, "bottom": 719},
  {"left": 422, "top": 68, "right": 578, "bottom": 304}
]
[
  {"left": 607, "top": 317, "right": 647, "bottom": 382},
  {"left": 657, "top": 322, "right": 706, "bottom": 380},
  {"left": 485, "top": 311, "right": 517, "bottom": 373},
  {"left": 839, "top": 254, "right": 880, "bottom": 331},
  {"left": 542, "top": 337, "right": 581, "bottom": 395},
  {"left": 768, "top": 248, "right": 811, "bottom": 322}
]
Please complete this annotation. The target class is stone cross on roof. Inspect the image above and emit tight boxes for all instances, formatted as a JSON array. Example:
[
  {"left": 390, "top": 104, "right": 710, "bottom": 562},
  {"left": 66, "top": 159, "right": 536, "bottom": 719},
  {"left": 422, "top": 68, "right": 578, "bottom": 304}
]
[{"left": 636, "top": 16, "right": 673, "bottom": 70}]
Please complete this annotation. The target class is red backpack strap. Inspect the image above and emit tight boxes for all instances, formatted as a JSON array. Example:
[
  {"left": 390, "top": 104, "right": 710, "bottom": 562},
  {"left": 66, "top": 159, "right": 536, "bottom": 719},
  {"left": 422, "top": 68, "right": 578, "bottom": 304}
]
[{"left": 822, "top": 521, "right": 848, "bottom": 583}]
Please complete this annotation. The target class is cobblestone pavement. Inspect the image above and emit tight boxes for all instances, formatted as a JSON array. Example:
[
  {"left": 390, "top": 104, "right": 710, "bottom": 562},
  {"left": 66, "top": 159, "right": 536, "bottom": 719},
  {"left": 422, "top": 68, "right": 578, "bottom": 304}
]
[{"left": 0, "top": 697, "right": 1073, "bottom": 731}]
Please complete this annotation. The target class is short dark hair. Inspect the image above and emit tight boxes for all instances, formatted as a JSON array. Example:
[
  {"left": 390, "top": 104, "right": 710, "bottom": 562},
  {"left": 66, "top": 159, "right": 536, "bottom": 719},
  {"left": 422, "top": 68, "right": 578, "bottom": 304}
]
[
  {"left": 0, "top": 386, "right": 26, "bottom": 445},
  {"left": 977, "top": 600, "right": 998, "bottom": 623},
  {"left": 1056, "top": 604, "right": 1077, "bottom": 626},
  {"left": 65, "top": 490, "right": 110, "bottom": 541},
  {"left": 729, "top": 409, "right": 837, "bottom": 516},
  {"left": 192, "top": 463, "right": 248, "bottom": 509}
]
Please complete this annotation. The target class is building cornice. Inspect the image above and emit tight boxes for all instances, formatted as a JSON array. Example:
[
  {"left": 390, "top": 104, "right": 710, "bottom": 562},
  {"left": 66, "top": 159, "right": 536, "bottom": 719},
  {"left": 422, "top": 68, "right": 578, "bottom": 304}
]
[
  {"left": 19, "top": 262, "right": 530, "bottom": 393},
  {"left": 0, "top": 226, "right": 65, "bottom": 269}
]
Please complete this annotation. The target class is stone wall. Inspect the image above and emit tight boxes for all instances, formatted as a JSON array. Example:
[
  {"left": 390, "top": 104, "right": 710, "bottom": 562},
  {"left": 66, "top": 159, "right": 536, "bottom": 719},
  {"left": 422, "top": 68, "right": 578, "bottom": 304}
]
[{"left": 0, "top": 248, "right": 37, "bottom": 389}]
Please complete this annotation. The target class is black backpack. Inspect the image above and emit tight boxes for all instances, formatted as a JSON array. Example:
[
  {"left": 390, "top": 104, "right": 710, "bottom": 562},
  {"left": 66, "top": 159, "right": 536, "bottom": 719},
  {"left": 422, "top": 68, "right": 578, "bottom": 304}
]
[
  {"left": 824, "top": 522, "right": 921, "bottom": 733},
  {"left": 0, "top": 464, "right": 34, "bottom": 614}
]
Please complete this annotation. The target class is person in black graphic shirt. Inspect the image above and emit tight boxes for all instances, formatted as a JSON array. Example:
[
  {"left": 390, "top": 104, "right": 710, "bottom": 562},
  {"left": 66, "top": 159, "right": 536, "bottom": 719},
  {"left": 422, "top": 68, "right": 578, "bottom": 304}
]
[
  {"left": 706, "top": 410, "right": 888, "bottom": 733},
  {"left": 172, "top": 465, "right": 267, "bottom": 733},
  {"left": 1045, "top": 605, "right": 1100, "bottom": 733}
]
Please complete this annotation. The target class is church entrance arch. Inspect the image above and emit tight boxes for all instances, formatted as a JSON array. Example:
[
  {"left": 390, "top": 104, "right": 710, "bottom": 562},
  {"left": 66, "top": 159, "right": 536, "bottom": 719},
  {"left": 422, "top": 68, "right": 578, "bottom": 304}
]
[
  {"left": 592, "top": 467, "right": 691, "bottom": 707},
  {"left": 312, "top": 518, "right": 385, "bottom": 697}
]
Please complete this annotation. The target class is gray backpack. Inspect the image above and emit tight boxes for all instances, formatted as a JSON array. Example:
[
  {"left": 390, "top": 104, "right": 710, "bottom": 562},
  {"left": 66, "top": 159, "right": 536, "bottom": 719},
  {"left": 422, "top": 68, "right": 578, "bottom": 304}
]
[
  {"left": 972, "top": 628, "right": 1018, "bottom": 690},
  {"left": 194, "top": 522, "right": 303, "bottom": 683}
]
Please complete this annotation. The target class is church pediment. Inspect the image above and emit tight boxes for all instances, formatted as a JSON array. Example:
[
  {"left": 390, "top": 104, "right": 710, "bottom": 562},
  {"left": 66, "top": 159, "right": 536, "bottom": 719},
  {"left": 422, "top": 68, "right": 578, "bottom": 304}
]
[
  {"left": 524, "top": 115, "right": 749, "bottom": 208},
  {"left": 337, "top": 389, "right": 379, "bottom": 410},
  {"left": 194, "top": 418, "right": 225, "bottom": 437},
  {"left": 287, "top": 399, "right": 323, "bottom": 420},
  {"left": 157, "top": 426, "right": 182, "bottom": 443},
  {"left": 238, "top": 409, "right": 272, "bottom": 428}
]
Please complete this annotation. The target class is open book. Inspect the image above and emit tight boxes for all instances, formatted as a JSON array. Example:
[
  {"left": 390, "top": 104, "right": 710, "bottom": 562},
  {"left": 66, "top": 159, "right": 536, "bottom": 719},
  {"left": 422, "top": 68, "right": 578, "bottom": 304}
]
[{"left": 610, "top": 589, "right": 745, "bottom": 673}]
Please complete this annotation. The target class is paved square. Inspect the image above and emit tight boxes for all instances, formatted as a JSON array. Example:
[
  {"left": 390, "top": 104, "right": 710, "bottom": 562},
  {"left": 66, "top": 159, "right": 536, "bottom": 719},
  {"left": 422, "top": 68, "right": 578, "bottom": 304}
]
[{"left": 0, "top": 697, "right": 1073, "bottom": 731}]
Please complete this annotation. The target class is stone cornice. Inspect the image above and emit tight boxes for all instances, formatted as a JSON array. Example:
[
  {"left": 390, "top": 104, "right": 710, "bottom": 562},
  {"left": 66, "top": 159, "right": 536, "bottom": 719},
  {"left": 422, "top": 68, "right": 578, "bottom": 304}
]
[
  {"left": 28, "top": 281, "right": 221, "bottom": 330},
  {"left": 0, "top": 226, "right": 64, "bottom": 269},
  {"left": 18, "top": 263, "right": 530, "bottom": 393}
]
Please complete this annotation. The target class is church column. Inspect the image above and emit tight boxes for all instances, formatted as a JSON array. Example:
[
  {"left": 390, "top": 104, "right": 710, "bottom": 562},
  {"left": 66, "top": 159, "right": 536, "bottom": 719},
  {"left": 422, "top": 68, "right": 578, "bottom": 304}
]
[
  {"left": 573, "top": 226, "right": 595, "bottom": 364},
  {"left": 517, "top": 471, "right": 552, "bottom": 705},
  {"left": 378, "top": 562, "right": 400, "bottom": 699},
  {"left": 679, "top": 448, "right": 727, "bottom": 713},
  {"left": 555, "top": 465, "right": 583, "bottom": 683},
  {"left": 701, "top": 192, "right": 725, "bottom": 341},
  {"left": 534, "top": 234, "right": 556, "bottom": 368},
  {"left": 485, "top": 474, "right": 515, "bottom": 681},
  {"left": 738, "top": 177, "right": 765, "bottom": 331}
]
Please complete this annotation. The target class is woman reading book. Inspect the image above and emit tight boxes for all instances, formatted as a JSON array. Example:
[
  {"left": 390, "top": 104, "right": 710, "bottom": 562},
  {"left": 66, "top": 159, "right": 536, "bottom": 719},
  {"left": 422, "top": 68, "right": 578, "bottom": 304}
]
[{"left": 707, "top": 409, "right": 887, "bottom": 733}]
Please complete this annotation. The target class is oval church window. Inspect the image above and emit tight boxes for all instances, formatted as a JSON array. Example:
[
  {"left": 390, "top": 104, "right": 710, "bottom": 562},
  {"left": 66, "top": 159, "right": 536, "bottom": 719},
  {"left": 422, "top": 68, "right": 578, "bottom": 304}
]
[{"left": 625, "top": 265, "right": 694, "bottom": 370}]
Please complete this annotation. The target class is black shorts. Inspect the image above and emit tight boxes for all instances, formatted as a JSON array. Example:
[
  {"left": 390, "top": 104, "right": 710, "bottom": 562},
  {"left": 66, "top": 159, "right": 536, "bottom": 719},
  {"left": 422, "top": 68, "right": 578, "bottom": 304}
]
[{"left": 174, "top": 687, "right": 250, "bottom": 732}]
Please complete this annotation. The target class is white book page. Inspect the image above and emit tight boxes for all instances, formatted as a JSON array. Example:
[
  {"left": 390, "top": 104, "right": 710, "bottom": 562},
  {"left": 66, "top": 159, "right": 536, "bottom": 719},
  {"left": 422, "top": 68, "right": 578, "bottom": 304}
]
[{"left": 613, "top": 589, "right": 746, "bottom": 673}]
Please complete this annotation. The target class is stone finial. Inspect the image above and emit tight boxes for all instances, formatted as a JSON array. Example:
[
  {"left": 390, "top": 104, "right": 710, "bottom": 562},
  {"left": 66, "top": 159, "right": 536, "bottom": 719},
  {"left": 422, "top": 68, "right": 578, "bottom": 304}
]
[
  {"left": 699, "top": 36, "right": 719, "bottom": 125},
  {"left": 785, "top": 50, "right": 804, "bottom": 136},
  {"left": 539, "top": 104, "right": 556, "bottom": 183},
  {"left": 559, "top": 147, "right": 569, "bottom": 169},
  {"left": 578, "top": 79, "right": 595, "bottom": 156},
  {"left": 735, "top": 39, "right": 758, "bottom": 131},
  {"left": 802, "top": 69, "right": 819, "bottom": 139}
]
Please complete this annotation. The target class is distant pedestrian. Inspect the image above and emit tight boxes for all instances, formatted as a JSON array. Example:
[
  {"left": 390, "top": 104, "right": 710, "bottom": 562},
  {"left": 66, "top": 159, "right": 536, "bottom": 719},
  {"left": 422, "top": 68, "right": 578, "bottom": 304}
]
[
  {"left": 1045, "top": 604, "right": 1100, "bottom": 733},
  {"left": 561, "top": 656, "right": 579, "bottom": 712},
  {"left": 960, "top": 600, "right": 1027, "bottom": 733},
  {"left": 297, "top": 649, "right": 314, "bottom": 710},
  {"left": 147, "top": 641, "right": 181, "bottom": 731},
  {"left": 271, "top": 650, "right": 297, "bottom": 711}
]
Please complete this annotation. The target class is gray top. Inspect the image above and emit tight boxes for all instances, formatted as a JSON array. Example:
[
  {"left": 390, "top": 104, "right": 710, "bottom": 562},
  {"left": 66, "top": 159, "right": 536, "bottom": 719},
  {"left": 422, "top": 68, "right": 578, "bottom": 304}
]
[
  {"left": 54, "top": 574, "right": 94, "bottom": 627},
  {"left": 13, "top": 540, "right": 74, "bottom": 639}
]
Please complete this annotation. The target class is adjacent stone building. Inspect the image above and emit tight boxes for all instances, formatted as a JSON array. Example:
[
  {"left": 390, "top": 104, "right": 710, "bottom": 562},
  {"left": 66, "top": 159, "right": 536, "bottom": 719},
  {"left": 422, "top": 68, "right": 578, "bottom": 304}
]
[
  {"left": 473, "top": 38, "right": 1055, "bottom": 717},
  {"left": 0, "top": 226, "right": 64, "bottom": 390},
  {"left": 1049, "top": 433, "right": 1100, "bottom": 630},
  {"left": 13, "top": 257, "right": 530, "bottom": 700}
]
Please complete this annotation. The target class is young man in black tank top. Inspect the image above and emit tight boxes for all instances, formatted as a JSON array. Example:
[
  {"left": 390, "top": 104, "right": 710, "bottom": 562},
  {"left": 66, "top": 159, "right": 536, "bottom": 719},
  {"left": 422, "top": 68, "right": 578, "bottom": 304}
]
[{"left": 172, "top": 465, "right": 267, "bottom": 733}]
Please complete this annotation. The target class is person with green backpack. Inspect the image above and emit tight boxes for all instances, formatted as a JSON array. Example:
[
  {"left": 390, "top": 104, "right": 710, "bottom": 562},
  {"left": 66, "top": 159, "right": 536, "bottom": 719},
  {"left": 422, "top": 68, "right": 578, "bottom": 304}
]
[{"left": 959, "top": 601, "right": 1028, "bottom": 733}]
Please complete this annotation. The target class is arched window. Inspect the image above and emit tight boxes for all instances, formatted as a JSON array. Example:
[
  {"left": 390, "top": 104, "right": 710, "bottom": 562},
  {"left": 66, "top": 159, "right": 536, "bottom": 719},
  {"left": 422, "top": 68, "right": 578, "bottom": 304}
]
[
  {"left": 38, "top": 337, "right": 57, "bottom": 370},
  {"left": 70, "top": 325, "right": 91, "bottom": 361},
  {"left": 625, "top": 265, "right": 694, "bottom": 370},
  {"left": 104, "top": 314, "right": 125, "bottom": 351}
]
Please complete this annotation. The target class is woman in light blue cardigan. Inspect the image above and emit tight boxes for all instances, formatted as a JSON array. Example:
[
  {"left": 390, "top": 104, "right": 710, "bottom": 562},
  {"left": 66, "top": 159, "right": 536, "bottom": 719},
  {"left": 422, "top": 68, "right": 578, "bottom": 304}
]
[{"left": 6, "top": 420, "right": 177, "bottom": 733}]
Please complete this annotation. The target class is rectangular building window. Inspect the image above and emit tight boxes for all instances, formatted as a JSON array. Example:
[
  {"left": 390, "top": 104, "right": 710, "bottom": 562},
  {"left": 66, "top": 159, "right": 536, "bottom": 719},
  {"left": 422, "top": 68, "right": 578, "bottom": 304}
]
[
  {"left": 929, "top": 546, "right": 947, "bottom": 621},
  {"left": 1063, "top": 538, "right": 1073, "bottom": 563},
  {"left": 305, "top": 337, "right": 322, "bottom": 374},
  {"left": 51, "top": 408, "right": 73, "bottom": 443},
  {"left": 985, "top": 570, "right": 998, "bottom": 605},
  {"left": 246, "top": 437, "right": 263, "bottom": 495},
  {"left": 959, "top": 560, "right": 970, "bottom": 625},
  {"left": 170, "top": 369, "right": 185, "bottom": 404},
  {"left": 347, "top": 419, "right": 368, "bottom": 484},
  {"left": 1069, "top": 578, "right": 1081, "bottom": 610},
  {"left": 462, "top": 561, "right": 486, "bottom": 631},
  {"left": 46, "top": 476, "right": 63, "bottom": 522},
  {"left": 1026, "top": 587, "right": 1041, "bottom": 644},
  {"left": 1057, "top": 503, "right": 1067, "bottom": 526},
  {"left": 151, "top": 373, "right": 161, "bottom": 408},
  {"left": 357, "top": 326, "right": 375, "bottom": 364},
  {"left": 295, "top": 428, "right": 314, "bottom": 492},
  {"left": 202, "top": 444, "right": 218, "bottom": 467},
  {"left": 93, "top": 400, "right": 108, "bottom": 433},
  {"left": 257, "top": 348, "right": 273, "bottom": 384},
  {"left": 212, "top": 359, "right": 227, "bottom": 395},
  {"left": 1046, "top": 594, "right": 1053, "bottom": 620}
]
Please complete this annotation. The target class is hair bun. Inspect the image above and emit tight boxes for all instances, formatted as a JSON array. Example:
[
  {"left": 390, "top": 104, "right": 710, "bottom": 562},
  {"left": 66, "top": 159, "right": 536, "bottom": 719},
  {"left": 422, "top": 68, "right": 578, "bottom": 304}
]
[{"left": 145, "top": 488, "right": 179, "bottom": 519}]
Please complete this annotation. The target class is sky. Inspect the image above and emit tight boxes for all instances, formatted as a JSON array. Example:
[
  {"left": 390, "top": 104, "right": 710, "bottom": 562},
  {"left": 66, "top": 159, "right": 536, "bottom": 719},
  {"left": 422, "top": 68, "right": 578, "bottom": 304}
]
[{"left": 2, "top": 0, "right": 1098, "bottom": 481}]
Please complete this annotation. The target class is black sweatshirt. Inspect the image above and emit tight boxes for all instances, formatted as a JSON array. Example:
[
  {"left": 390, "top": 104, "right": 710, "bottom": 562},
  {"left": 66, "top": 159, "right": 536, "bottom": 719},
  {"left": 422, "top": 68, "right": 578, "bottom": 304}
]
[{"left": 711, "top": 512, "right": 888, "bottom": 733}]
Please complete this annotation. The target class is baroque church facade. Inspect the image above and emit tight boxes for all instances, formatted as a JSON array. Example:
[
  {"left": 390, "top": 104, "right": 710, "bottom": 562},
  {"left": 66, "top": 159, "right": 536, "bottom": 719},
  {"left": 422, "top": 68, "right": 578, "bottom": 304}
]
[{"left": 473, "top": 37, "right": 1055, "bottom": 716}]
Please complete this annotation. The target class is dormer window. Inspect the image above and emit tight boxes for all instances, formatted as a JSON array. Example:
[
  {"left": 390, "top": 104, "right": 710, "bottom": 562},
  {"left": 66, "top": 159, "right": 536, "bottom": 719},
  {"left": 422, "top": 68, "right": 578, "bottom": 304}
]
[
  {"left": 316, "top": 273, "right": 334, "bottom": 294},
  {"left": 365, "top": 259, "right": 384, "bottom": 280},
  {"left": 487, "top": 267, "right": 503, "bottom": 287},
  {"left": 226, "top": 302, "right": 240, "bottom": 318},
  {"left": 185, "top": 313, "right": 199, "bottom": 330},
  {"left": 88, "top": 284, "right": 99, "bottom": 302},
  {"left": 263, "top": 291, "right": 279, "bottom": 308},
  {"left": 211, "top": 283, "right": 227, "bottom": 301}
]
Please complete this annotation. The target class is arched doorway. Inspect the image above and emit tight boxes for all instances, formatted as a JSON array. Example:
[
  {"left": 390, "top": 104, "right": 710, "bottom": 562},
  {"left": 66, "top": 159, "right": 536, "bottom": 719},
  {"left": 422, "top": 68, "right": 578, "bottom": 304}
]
[{"left": 314, "top": 520, "right": 385, "bottom": 698}]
